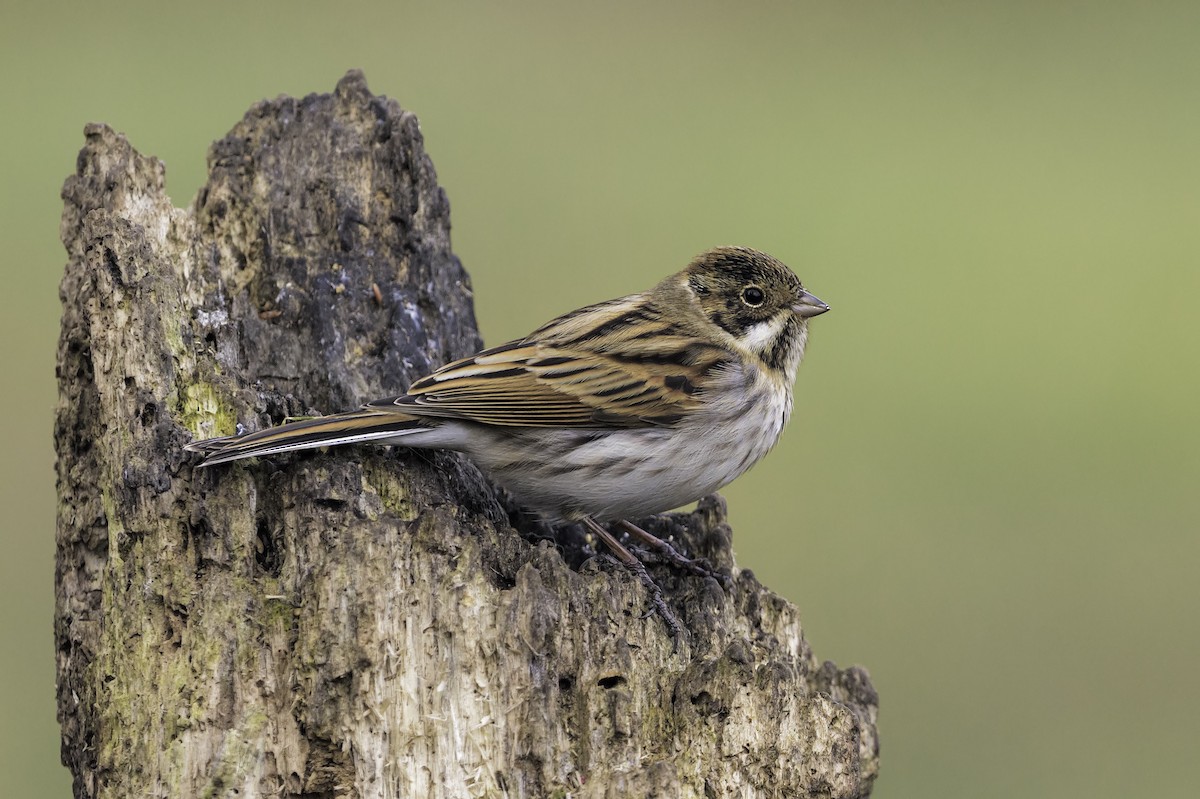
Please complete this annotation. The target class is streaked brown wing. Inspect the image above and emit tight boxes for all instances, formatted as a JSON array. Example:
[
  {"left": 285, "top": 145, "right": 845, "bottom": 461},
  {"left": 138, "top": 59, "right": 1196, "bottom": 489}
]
[{"left": 368, "top": 297, "right": 726, "bottom": 428}]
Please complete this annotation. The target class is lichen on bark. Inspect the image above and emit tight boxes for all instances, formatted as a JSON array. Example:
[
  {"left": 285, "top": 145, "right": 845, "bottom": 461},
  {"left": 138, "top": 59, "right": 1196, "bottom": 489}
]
[{"left": 55, "top": 70, "right": 879, "bottom": 798}]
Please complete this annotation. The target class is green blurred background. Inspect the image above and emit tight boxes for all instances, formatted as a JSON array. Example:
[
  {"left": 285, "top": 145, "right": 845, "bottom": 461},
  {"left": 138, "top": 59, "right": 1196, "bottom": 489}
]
[{"left": 3, "top": 1, "right": 1197, "bottom": 795}]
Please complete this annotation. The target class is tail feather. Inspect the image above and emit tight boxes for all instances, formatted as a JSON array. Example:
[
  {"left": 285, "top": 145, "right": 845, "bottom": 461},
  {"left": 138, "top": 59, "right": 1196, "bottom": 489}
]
[{"left": 186, "top": 409, "right": 428, "bottom": 467}]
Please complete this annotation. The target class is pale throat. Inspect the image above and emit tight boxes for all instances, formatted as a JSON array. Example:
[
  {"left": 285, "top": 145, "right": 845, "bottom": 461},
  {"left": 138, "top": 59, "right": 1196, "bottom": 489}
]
[
  {"left": 740, "top": 315, "right": 789, "bottom": 353},
  {"left": 739, "top": 314, "right": 808, "bottom": 383}
]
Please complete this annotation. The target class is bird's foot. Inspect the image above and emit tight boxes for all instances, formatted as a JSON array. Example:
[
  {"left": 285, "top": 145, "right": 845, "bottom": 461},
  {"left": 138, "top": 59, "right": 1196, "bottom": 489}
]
[
  {"left": 616, "top": 519, "right": 732, "bottom": 589},
  {"left": 582, "top": 517, "right": 684, "bottom": 645}
]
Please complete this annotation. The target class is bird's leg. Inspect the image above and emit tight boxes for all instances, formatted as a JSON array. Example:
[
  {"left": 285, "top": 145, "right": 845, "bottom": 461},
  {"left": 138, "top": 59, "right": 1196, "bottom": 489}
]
[
  {"left": 581, "top": 516, "right": 683, "bottom": 642},
  {"left": 615, "top": 519, "right": 731, "bottom": 588}
]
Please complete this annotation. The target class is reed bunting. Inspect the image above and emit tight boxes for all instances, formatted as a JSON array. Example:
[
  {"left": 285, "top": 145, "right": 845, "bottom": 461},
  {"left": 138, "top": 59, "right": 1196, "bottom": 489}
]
[{"left": 188, "top": 246, "right": 829, "bottom": 633}]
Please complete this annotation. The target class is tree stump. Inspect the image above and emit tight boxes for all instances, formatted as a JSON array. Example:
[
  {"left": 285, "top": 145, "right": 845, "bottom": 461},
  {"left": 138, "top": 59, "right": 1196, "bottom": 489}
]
[{"left": 54, "top": 71, "right": 879, "bottom": 799}]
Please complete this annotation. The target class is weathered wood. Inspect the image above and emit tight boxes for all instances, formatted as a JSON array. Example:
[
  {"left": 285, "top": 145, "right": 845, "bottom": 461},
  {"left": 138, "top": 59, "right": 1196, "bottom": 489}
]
[{"left": 55, "top": 70, "right": 878, "bottom": 799}]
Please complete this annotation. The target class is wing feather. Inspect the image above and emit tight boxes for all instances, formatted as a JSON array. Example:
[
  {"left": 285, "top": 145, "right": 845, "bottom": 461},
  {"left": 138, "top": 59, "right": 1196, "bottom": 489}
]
[{"left": 367, "top": 296, "right": 728, "bottom": 428}]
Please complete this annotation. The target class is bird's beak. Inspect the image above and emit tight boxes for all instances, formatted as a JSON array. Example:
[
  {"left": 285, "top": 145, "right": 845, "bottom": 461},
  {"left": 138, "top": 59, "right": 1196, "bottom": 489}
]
[{"left": 793, "top": 290, "right": 830, "bottom": 318}]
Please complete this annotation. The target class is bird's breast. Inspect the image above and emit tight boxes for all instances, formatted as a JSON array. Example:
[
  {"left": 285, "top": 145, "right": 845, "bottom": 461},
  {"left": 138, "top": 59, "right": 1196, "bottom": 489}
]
[{"left": 463, "top": 364, "right": 793, "bottom": 522}]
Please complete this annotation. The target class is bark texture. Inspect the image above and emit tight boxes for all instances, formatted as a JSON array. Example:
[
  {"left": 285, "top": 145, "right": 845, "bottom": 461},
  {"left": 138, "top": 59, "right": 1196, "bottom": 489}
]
[{"left": 54, "top": 71, "right": 879, "bottom": 799}]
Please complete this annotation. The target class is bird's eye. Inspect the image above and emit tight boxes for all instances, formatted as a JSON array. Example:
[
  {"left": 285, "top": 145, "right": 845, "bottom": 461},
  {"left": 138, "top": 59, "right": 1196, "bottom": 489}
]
[{"left": 741, "top": 286, "right": 765, "bottom": 307}]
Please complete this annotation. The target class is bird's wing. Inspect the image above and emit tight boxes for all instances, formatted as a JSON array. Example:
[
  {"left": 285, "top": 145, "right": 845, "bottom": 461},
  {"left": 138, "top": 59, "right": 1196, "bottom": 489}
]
[{"left": 369, "top": 300, "right": 727, "bottom": 428}]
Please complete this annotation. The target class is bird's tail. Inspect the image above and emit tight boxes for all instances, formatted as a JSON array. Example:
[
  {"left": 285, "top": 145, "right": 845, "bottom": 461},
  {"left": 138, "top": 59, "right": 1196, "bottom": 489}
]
[{"left": 186, "top": 408, "right": 428, "bottom": 467}]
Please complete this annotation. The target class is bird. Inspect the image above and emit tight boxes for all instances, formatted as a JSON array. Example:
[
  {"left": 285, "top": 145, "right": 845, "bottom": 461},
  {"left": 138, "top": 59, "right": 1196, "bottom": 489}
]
[{"left": 187, "top": 246, "right": 829, "bottom": 634}]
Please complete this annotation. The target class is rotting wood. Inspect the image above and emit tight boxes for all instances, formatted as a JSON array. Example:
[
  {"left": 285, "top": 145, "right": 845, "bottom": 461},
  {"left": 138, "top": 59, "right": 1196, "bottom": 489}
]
[{"left": 54, "top": 70, "right": 878, "bottom": 799}]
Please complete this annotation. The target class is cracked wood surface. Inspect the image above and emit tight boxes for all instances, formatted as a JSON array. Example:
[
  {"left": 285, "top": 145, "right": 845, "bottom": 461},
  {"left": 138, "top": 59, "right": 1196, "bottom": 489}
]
[{"left": 54, "top": 71, "right": 878, "bottom": 799}]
